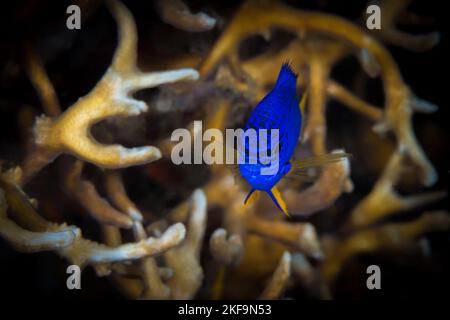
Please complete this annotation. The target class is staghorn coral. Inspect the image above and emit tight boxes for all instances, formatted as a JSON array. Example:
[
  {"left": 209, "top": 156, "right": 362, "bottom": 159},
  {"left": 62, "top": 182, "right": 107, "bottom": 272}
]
[
  {"left": 64, "top": 160, "right": 134, "bottom": 228},
  {"left": 321, "top": 211, "right": 450, "bottom": 283},
  {"left": 368, "top": 0, "right": 440, "bottom": 52},
  {"left": 0, "top": 169, "right": 186, "bottom": 267},
  {"left": 155, "top": 0, "right": 217, "bottom": 32},
  {"left": 0, "top": 0, "right": 448, "bottom": 300},
  {"left": 259, "top": 251, "right": 291, "bottom": 299},
  {"left": 20, "top": 0, "right": 198, "bottom": 184},
  {"left": 165, "top": 189, "right": 207, "bottom": 299}
]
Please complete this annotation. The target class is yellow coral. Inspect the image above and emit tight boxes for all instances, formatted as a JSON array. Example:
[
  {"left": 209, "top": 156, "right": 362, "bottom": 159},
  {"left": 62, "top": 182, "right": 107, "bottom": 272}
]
[{"left": 0, "top": 0, "right": 447, "bottom": 300}]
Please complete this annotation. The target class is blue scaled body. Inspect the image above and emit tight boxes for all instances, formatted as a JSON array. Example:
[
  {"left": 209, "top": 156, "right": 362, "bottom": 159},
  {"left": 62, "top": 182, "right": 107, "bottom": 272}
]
[{"left": 238, "top": 63, "right": 302, "bottom": 211}]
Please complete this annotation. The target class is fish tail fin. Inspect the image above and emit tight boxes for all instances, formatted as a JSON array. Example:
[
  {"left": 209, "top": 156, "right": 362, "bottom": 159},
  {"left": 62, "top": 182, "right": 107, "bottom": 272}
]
[
  {"left": 275, "top": 62, "right": 298, "bottom": 91},
  {"left": 267, "top": 186, "right": 290, "bottom": 217},
  {"left": 244, "top": 189, "right": 260, "bottom": 208}
]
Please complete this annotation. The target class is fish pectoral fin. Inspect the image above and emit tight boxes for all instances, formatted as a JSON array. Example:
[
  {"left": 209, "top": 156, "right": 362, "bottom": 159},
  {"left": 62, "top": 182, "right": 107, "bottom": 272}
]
[
  {"left": 288, "top": 151, "right": 351, "bottom": 176},
  {"left": 268, "top": 186, "right": 290, "bottom": 217},
  {"left": 244, "top": 189, "right": 260, "bottom": 208}
]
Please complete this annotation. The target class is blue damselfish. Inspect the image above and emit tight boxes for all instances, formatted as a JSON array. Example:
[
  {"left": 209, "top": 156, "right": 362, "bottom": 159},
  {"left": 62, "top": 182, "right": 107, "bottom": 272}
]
[{"left": 239, "top": 62, "right": 303, "bottom": 215}]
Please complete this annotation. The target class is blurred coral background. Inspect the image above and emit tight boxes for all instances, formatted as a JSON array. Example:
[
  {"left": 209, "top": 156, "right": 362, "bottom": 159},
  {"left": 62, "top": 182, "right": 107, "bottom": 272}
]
[{"left": 0, "top": 0, "right": 448, "bottom": 299}]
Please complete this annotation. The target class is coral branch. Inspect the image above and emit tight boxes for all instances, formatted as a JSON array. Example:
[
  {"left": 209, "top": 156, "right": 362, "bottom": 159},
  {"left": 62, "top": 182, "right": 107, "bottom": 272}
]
[
  {"left": 165, "top": 189, "right": 207, "bottom": 299},
  {"left": 0, "top": 174, "right": 186, "bottom": 267},
  {"left": 259, "top": 251, "right": 291, "bottom": 300},
  {"left": 291, "top": 253, "right": 331, "bottom": 299},
  {"left": 245, "top": 213, "right": 323, "bottom": 259},
  {"left": 25, "top": 46, "right": 61, "bottom": 117},
  {"left": 132, "top": 221, "right": 171, "bottom": 299},
  {"left": 372, "top": 0, "right": 440, "bottom": 52},
  {"left": 156, "top": 0, "right": 216, "bottom": 32},
  {"left": 303, "top": 57, "right": 327, "bottom": 154},
  {"left": 0, "top": 190, "right": 77, "bottom": 252},
  {"left": 347, "top": 151, "right": 446, "bottom": 229},
  {"left": 327, "top": 81, "right": 382, "bottom": 121},
  {"left": 209, "top": 228, "right": 243, "bottom": 266},
  {"left": 105, "top": 171, "right": 143, "bottom": 221},
  {"left": 322, "top": 211, "right": 450, "bottom": 283},
  {"left": 65, "top": 223, "right": 185, "bottom": 266},
  {"left": 64, "top": 160, "right": 133, "bottom": 228}
]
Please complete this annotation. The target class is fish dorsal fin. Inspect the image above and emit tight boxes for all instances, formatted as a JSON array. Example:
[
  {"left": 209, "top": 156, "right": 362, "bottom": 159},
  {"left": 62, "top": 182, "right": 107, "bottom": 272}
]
[
  {"left": 275, "top": 62, "right": 298, "bottom": 92},
  {"left": 279, "top": 61, "right": 298, "bottom": 78}
]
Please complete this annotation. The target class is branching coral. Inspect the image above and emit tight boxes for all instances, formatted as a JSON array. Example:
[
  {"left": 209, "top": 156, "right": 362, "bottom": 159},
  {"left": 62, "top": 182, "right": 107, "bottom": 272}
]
[
  {"left": 1, "top": 0, "right": 200, "bottom": 300},
  {"left": 347, "top": 151, "right": 446, "bottom": 229},
  {"left": 321, "top": 211, "right": 450, "bottom": 283},
  {"left": 165, "top": 189, "right": 207, "bottom": 299},
  {"left": 0, "top": 169, "right": 186, "bottom": 267},
  {"left": 20, "top": 0, "right": 198, "bottom": 184},
  {"left": 64, "top": 160, "right": 134, "bottom": 228},
  {"left": 155, "top": 0, "right": 216, "bottom": 32},
  {"left": 0, "top": 188, "right": 78, "bottom": 252},
  {"left": 291, "top": 253, "right": 331, "bottom": 299},
  {"left": 369, "top": 0, "right": 440, "bottom": 52},
  {"left": 210, "top": 228, "right": 243, "bottom": 266},
  {"left": 100, "top": 189, "right": 207, "bottom": 299}
]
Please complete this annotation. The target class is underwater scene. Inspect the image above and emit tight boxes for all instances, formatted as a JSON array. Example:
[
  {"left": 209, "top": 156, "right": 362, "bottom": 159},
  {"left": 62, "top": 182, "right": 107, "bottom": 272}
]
[{"left": 0, "top": 0, "right": 449, "bottom": 301}]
